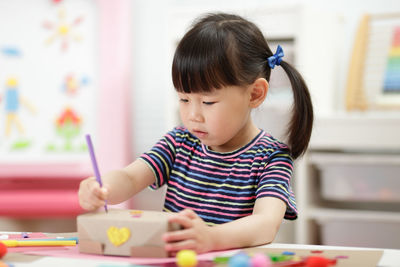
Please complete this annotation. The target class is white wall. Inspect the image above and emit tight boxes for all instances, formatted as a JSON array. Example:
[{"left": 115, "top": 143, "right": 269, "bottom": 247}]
[{"left": 130, "top": 0, "right": 400, "bottom": 157}]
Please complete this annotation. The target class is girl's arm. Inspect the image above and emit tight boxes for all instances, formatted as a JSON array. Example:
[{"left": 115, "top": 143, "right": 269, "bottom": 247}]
[
  {"left": 103, "top": 159, "right": 155, "bottom": 204},
  {"left": 163, "top": 197, "right": 286, "bottom": 253},
  {"left": 79, "top": 159, "right": 155, "bottom": 210}
]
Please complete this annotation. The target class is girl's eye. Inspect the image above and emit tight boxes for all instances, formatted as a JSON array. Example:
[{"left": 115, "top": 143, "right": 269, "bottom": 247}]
[
  {"left": 180, "top": 99, "right": 189, "bottom": 103},
  {"left": 203, "top": 101, "right": 216, "bottom": 105}
]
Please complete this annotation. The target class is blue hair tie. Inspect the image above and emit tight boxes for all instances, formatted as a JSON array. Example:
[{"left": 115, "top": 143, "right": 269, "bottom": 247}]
[{"left": 267, "top": 45, "right": 284, "bottom": 69}]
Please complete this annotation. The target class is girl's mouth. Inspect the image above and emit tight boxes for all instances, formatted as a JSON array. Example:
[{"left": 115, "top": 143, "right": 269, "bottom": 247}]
[{"left": 193, "top": 129, "right": 208, "bottom": 138}]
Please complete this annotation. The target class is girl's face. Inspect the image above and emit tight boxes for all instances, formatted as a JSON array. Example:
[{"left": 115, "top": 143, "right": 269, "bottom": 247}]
[{"left": 178, "top": 85, "right": 259, "bottom": 153}]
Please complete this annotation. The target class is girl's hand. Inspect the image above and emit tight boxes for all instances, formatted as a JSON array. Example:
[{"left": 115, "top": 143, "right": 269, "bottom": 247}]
[
  {"left": 78, "top": 177, "right": 109, "bottom": 211},
  {"left": 162, "top": 209, "right": 214, "bottom": 254}
]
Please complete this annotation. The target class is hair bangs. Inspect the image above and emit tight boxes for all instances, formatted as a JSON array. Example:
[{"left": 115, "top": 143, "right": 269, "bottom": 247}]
[{"left": 172, "top": 28, "right": 238, "bottom": 93}]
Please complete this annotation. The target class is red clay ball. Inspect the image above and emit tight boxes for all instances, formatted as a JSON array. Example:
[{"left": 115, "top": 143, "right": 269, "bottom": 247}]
[
  {"left": 306, "top": 256, "right": 330, "bottom": 267},
  {"left": 0, "top": 242, "right": 7, "bottom": 259}
]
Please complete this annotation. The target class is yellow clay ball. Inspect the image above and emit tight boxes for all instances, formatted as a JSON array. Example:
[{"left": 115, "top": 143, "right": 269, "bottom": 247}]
[{"left": 176, "top": 249, "right": 198, "bottom": 267}]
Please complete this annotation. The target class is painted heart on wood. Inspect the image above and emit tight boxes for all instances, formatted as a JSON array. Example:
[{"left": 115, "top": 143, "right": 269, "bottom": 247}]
[{"left": 107, "top": 226, "right": 131, "bottom": 247}]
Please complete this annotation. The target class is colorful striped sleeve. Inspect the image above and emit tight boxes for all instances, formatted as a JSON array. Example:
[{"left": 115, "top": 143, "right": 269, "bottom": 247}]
[
  {"left": 256, "top": 150, "right": 297, "bottom": 220},
  {"left": 139, "top": 129, "right": 177, "bottom": 189}
]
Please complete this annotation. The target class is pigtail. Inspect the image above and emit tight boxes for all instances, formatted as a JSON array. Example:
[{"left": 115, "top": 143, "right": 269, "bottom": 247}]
[{"left": 280, "top": 61, "right": 313, "bottom": 159}]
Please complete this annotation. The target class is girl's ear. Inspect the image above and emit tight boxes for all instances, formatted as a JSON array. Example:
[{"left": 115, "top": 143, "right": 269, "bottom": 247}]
[{"left": 249, "top": 78, "right": 268, "bottom": 108}]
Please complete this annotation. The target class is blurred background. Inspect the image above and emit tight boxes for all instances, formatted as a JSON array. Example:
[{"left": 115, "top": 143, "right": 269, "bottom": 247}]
[{"left": 0, "top": 0, "right": 400, "bottom": 249}]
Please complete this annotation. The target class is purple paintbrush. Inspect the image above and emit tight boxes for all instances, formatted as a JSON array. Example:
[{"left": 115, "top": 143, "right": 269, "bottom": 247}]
[{"left": 85, "top": 134, "right": 108, "bottom": 213}]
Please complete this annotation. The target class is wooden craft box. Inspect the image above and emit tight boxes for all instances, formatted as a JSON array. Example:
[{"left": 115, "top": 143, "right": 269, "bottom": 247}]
[{"left": 77, "top": 209, "right": 180, "bottom": 257}]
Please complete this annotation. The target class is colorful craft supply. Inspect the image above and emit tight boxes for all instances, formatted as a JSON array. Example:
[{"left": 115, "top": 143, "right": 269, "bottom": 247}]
[
  {"left": 86, "top": 134, "right": 108, "bottom": 212},
  {"left": 228, "top": 252, "right": 250, "bottom": 267},
  {"left": 310, "top": 250, "right": 323, "bottom": 254},
  {"left": 1, "top": 240, "right": 76, "bottom": 247},
  {"left": 56, "top": 237, "right": 79, "bottom": 243},
  {"left": 213, "top": 256, "right": 231, "bottom": 264},
  {"left": 334, "top": 255, "right": 348, "bottom": 259},
  {"left": 176, "top": 249, "right": 198, "bottom": 267},
  {"left": 130, "top": 210, "right": 143, "bottom": 218},
  {"left": 282, "top": 251, "right": 295, "bottom": 256},
  {"left": 21, "top": 232, "right": 29, "bottom": 238},
  {"left": 305, "top": 256, "right": 331, "bottom": 267},
  {"left": 291, "top": 255, "right": 303, "bottom": 262},
  {"left": 21, "top": 237, "right": 79, "bottom": 243},
  {"left": 0, "top": 242, "right": 7, "bottom": 258},
  {"left": 250, "top": 253, "right": 271, "bottom": 267},
  {"left": 268, "top": 253, "right": 293, "bottom": 262}
]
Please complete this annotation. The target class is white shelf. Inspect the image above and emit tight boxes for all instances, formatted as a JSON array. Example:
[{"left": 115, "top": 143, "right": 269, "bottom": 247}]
[
  {"left": 310, "top": 114, "right": 400, "bottom": 151},
  {"left": 309, "top": 208, "right": 400, "bottom": 223},
  {"left": 295, "top": 115, "right": 400, "bottom": 247},
  {"left": 309, "top": 152, "right": 400, "bottom": 165}
]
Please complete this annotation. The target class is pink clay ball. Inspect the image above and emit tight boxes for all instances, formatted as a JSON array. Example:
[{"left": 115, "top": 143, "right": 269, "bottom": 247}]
[{"left": 251, "top": 253, "right": 271, "bottom": 267}]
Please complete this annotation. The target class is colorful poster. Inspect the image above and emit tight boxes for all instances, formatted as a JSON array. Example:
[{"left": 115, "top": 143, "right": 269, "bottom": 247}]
[{"left": 0, "top": 0, "right": 97, "bottom": 164}]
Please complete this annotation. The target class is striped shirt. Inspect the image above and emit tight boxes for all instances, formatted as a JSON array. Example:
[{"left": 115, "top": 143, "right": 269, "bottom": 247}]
[{"left": 140, "top": 127, "right": 297, "bottom": 225}]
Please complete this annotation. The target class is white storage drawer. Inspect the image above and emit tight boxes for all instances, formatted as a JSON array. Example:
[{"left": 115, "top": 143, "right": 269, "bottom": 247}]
[
  {"left": 312, "top": 153, "right": 400, "bottom": 202},
  {"left": 319, "top": 219, "right": 400, "bottom": 249}
]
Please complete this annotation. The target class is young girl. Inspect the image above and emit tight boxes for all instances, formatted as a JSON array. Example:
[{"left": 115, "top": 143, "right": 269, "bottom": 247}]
[{"left": 79, "top": 12, "right": 313, "bottom": 254}]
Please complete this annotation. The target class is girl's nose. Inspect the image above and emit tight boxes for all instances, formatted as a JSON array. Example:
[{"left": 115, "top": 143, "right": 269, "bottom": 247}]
[{"left": 189, "top": 105, "right": 204, "bottom": 122}]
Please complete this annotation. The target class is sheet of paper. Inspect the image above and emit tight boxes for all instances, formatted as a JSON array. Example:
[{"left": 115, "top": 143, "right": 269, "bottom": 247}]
[
  {"left": 2, "top": 232, "right": 75, "bottom": 253},
  {"left": 26, "top": 246, "right": 239, "bottom": 265},
  {"left": 8, "top": 247, "right": 69, "bottom": 253},
  {"left": 8, "top": 256, "right": 133, "bottom": 267},
  {"left": 0, "top": 232, "right": 47, "bottom": 239},
  {"left": 20, "top": 245, "right": 384, "bottom": 267}
]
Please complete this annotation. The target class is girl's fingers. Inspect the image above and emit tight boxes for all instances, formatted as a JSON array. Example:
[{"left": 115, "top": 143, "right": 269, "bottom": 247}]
[
  {"left": 79, "top": 177, "right": 107, "bottom": 210},
  {"left": 92, "top": 186, "right": 102, "bottom": 198},
  {"left": 81, "top": 194, "right": 105, "bottom": 211},
  {"left": 163, "top": 228, "right": 193, "bottom": 243},
  {"left": 168, "top": 213, "right": 193, "bottom": 229},
  {"left": 88, "top": 194, "right": 106, "bottom": 207},
  {"left": 90, "top": 180, "right": 109, "bottom": 200},
  {"left": 80, "top": 199, "right": 99, "bottom": 211},
  {"left": 180, "top": 209, "right": 198, "bottom": 219},
  {"left": 165, "top": 238, "right": 196, "bottom": 252},
  {"left": 82, "top": 202, "right": 97, "bottom": 211},
  {"left": 101, "top": 185, "right": 109, "bottom": 199},
  {"left": 92, "top": 186, "right": 107, "bottom": 200}
]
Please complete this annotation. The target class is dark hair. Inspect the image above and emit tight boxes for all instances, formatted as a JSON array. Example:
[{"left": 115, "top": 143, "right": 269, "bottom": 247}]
[{"left": 172, "top": 13, "right": 313, "bottom": 159}]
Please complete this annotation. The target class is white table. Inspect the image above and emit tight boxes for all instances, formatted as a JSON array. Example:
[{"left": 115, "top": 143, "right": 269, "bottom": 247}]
[{"left": 264, "top": 243, "right": 400, "bottom": 267}]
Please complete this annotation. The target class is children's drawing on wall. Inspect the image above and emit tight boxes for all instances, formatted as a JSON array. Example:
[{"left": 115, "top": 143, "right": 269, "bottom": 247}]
[
  {"left": 46, "top": 106, "right": 87, "bottom": 152},
  {"left": 0, "top": 0, "right": 97, "bottom": 164},
  {"left": 1, "top": 46, "right": 22, "bottom": 58},
  {"left": 62, "top": 73, "right": 90, "bottom": 95},
  {"left": 43, "top": 7, "right": 84, "bottom": 52},
  {"left": 1, "top": 77, "right": 36, "bottom": 150}
]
